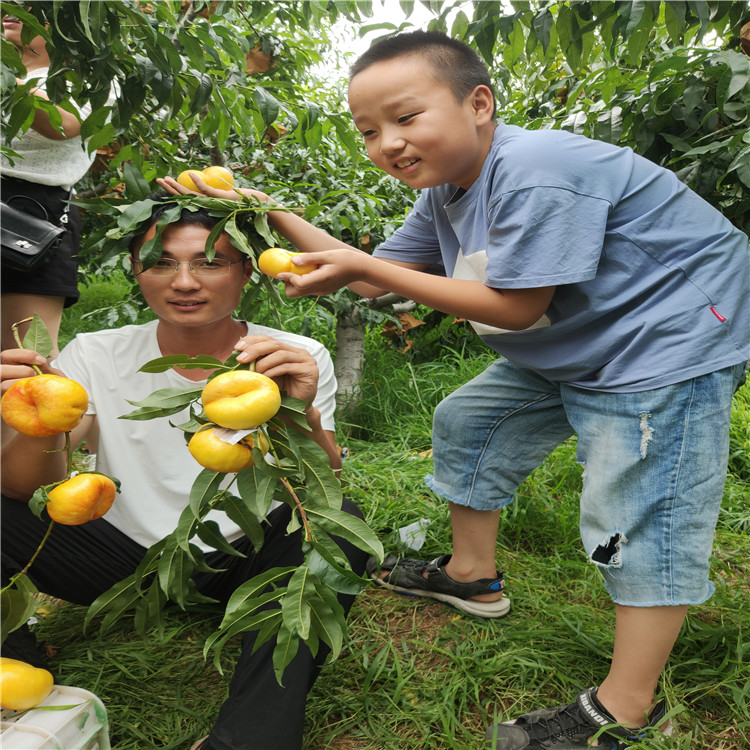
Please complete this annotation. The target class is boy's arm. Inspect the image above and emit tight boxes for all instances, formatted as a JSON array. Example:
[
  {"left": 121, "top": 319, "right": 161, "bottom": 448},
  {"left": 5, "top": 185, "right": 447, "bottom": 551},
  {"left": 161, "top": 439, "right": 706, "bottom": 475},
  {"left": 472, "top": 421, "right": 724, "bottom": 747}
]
[
  {"left": 284, "top": 248, "right": 555, "bottom": 331},
  {"left": 1, "top": 349, "right": 95, "bottom": 501},
  {"left": 157, "top": 175, "right": 550, "bottom": 324},
  {"left": 156, "top": 175, "right": 427, "bottom": 298}
]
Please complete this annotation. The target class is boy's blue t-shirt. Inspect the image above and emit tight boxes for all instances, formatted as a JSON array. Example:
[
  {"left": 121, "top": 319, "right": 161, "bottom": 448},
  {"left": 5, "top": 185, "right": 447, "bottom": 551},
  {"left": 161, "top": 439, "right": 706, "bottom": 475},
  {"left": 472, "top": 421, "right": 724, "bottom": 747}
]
[{"left": 374, "top": 124, "right": 750, "bottom": 392}]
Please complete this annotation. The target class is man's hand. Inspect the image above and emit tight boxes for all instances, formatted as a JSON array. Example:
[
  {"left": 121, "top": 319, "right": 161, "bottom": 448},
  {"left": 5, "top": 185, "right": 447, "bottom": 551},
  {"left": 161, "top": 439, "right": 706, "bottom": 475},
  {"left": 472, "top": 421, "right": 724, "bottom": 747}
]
[
  {"left": 233, "top": 335, "right": 319, "bottom": 405},
  {"left": 232, "top": 335, "right": 341, "bottom": 471},
  {"left": 1, "top": 349, "right": 63, "bottom": 395},
  {"left": 1, "top": 349, "right": 93, "bottom": 496}
]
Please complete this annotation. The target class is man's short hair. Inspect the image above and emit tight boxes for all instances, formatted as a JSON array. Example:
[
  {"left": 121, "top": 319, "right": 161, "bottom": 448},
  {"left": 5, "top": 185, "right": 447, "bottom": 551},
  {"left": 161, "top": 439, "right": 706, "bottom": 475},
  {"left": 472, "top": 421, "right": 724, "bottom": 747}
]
[
  {"left": 349, "top": 29, "right": 496, "bottom": 118},
  {"left": 129, "top": 199, "right": 220, "bottom": 254}
]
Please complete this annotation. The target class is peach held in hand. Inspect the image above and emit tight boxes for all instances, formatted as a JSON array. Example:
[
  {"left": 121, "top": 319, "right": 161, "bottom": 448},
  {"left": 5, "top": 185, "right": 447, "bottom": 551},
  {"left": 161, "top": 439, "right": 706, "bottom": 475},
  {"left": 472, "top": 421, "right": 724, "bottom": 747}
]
[
  {"left": 201, "top": 370, "right": 282, "bottom": 430},
  {"left": 1, "top": 374, "right": 88, "bottom": 437},
  {"left": 176, "top": 166, "right": 235, "bottom": 190},
  {"left": 257, "top": 247, "right": 318, "bottom": 279}
]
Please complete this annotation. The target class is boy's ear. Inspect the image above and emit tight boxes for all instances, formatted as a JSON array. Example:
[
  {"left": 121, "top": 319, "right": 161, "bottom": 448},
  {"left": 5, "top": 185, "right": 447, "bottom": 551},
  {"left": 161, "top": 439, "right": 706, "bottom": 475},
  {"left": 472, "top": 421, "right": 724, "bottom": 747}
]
[{"left": 471, "top": 85, "right": 495, "bottom": 124}]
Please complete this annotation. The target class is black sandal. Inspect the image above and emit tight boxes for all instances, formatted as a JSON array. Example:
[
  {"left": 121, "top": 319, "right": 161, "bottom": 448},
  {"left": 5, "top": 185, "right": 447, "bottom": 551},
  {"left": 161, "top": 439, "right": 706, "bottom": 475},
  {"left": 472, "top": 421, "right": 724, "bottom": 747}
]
[{"left": 366, "top": 553, "right": 510, "bottom": 618}]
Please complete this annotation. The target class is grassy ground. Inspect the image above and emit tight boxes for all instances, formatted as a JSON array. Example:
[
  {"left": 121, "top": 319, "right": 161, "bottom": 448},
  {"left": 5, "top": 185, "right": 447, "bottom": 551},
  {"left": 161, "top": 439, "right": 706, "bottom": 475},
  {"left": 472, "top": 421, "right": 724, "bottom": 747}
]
[{"left": 25, "top": 296, "right": 750, "bottom": 749}]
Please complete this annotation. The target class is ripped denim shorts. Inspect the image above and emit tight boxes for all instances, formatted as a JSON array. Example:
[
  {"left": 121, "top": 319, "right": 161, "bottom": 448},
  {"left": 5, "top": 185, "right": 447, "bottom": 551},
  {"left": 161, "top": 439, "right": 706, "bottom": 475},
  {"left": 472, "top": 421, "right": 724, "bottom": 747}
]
[{"left": 426, "top": 358, "right": 747, "bottom": 606}]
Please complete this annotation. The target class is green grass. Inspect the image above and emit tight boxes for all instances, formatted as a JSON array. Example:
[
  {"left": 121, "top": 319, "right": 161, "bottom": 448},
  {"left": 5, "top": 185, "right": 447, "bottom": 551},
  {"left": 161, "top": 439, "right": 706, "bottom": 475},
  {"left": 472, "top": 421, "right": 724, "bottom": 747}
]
[{"left": 25, "top": 304, "right": 750, "bottom": 749}]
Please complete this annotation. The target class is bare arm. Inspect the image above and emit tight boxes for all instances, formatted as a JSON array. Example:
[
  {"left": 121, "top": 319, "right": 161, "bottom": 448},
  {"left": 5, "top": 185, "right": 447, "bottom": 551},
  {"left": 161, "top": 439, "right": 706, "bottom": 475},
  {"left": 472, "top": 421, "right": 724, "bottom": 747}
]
[
  {"left": 156, "top": 174, "right": 426, "bottom": 298},
  {"left": 282, "top": 249, "right": 555, "bottom": 331},
  {"left": 1, "top": 349, "right": 94, "bottom": 500},
  {"left": 19, "top": 77, "right": 82, "bottom": 140}
]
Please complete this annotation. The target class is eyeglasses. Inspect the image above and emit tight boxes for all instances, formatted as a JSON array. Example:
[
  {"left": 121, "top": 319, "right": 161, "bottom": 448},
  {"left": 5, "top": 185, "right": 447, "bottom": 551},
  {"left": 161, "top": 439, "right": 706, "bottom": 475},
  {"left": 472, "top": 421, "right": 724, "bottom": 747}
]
[{"left": 131, "top": 257, "right": 246, "bottom": 277}]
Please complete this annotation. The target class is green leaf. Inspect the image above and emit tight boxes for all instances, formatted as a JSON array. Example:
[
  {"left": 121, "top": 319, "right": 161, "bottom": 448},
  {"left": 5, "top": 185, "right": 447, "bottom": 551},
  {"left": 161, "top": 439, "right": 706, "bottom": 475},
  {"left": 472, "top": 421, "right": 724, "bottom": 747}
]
[
  {"left": 157, "top": 537, "right": 212, "bottom": 608},
  {"left": 189, "top": 469, "right": 225, "bottom": 518},
  {"left": 220, "top": 492, "right": 266, "bottom": 551},
  {"left": 309, "top": 581, "right": 346, "bottom": 661},
  {"left": 20, "top": 313, "right": 54, "bottom": 358},
  {"left": 531, "top": 7, "right": 553, "bottom": 55},
  {"left": 221, "top": 567, "right": 294, "bottom": 620},
  {"left": 174, "top": 502, "right": 202, "bottom": 553},
  {"left": 1, "top": 575, "right": 39, "bottom": 639},
  {"left": 84, "top": 574, "right": 144, "bottom": 634},
  {"left": 281, "top": 565, "right": 314, "bottom": 639},
  {"left": 123, "top": 161, "right": 153, "bottom": 201},
  {"left": 137, "top": 354, "right": 226, "bottom": 373},
  {"left": 305, "top": 543, "right": 367, "bottom": 595},
  {"left": 254, "top": 86, "right": 280, "bottom": 130},
  {"left": 133, "top": 579, "right": 167, "bottom": 636},
  {"left": 253, "top": 209, "right": 278, "bottom": 248},
  {"left": 119, "top": 385, "right": 203, "bottom": 420},
  {"left": 276, "top": 396, "right": 310, "bottom": 430},
  {"left": 188, "top": 72, "right": 213, "bottom": 116},
  {"left": 236, "top": 465, "right": 277, "bottom": 518},
  {"left": 556, "top": 4, "right": 583, "bottom": 71},
  {"left": 297, "top": 441, "right": 343, "bottom": 509},
  {"left": 116, "top": 199, "right": 158, "bottom": 232},
  {"left": 204, "top": 607, "right": 283, "bottom": 671},
  {"left": 273, "top": 626, "right": 300, "bottom": 685},
  {"left": 28, "top": 486, "right": 50, "bottom": 519},
  {"left": 713, "top": 50, "right": 750, "bottom": 103},
  {"left": 195, "top": 519, "right": 245, "bottom": 557},
  {"left": 305, "top": 506, "right": 384, "bottom": 560}
]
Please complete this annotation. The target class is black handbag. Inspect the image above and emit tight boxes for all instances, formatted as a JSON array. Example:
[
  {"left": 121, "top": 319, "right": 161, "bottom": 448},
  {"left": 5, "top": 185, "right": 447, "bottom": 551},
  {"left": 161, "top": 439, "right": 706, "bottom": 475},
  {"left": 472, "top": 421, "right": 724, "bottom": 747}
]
[{"left": 1, "top": 195, "right": 69, "bottom": 272}]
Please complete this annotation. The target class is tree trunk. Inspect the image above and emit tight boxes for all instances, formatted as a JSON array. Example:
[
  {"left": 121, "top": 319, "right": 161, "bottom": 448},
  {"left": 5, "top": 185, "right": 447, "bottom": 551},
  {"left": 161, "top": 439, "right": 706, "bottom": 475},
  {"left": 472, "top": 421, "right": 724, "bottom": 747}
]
[{"left": 334, "top": 306, "right": 366, "bottom": 417}]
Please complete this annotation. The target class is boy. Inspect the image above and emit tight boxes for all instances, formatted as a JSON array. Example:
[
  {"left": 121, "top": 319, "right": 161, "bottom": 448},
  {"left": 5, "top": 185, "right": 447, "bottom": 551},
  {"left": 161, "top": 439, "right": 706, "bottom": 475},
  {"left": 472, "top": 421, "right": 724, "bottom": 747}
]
[
  {"left": 161, "top": 30, "right": 749, "bottom": 749},
  {"left": 1, "top": 203, "right": 368, "bottom": 750}
]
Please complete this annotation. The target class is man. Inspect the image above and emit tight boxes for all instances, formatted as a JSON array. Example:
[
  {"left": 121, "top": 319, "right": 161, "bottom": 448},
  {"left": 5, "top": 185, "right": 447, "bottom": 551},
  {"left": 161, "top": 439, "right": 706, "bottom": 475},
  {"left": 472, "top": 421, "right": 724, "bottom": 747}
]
[{"left": 1, "top": 202, "right": 368, "bottom": 750}]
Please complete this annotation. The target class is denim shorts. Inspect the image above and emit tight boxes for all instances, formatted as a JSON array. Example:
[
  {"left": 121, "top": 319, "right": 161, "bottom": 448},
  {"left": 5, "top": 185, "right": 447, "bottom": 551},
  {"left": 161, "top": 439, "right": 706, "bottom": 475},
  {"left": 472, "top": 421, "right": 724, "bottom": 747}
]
[{"left": 426, "top": 359, "right": 748, "bottom": 607}]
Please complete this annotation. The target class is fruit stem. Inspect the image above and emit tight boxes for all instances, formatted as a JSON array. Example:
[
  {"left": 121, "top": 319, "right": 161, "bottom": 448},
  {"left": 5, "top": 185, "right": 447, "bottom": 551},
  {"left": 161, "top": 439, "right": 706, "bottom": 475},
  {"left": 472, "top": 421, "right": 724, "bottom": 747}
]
[
  {"left": 1, "top": 520, "right": 55, "bottom": 593},
  {"left": 64, "top": 432, "right": 73, "bottom": 476},
  {"left": 11, "top": 318, "right": 43, "bottom": 375},
  {"left": 279, "top": 477, "right": 313, "bottom": 542}
]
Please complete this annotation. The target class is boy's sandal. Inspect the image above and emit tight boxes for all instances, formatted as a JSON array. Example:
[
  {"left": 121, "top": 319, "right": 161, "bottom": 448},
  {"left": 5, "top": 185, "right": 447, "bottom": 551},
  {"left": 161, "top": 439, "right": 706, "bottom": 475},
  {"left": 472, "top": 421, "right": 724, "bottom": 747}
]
[{"left": 366, "top": 553, "right": 510, "bottom": 619}]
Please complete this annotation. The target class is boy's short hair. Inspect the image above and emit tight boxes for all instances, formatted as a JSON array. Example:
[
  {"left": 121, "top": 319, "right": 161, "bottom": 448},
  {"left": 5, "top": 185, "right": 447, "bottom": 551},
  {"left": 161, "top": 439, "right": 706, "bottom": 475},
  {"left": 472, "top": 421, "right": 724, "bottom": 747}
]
[{"left": 349, "top": 29, "right": 496, "bottom": 118}]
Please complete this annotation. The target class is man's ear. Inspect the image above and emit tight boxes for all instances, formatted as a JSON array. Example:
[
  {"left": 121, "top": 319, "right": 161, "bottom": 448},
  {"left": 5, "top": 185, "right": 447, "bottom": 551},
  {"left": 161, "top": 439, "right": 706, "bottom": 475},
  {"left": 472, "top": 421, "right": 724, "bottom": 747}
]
[
  {"left": 471, "top": 85, "right": 495, "bottom": 124},
  {"left": 242, "top": 256, "right": 254, "bottom": 282}
]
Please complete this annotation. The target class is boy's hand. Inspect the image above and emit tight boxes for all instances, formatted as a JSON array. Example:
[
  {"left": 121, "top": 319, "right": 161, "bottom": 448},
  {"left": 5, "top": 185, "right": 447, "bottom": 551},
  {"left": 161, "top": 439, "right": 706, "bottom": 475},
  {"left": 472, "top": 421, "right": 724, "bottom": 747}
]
[
  {"left": 233, "top": 335, "right": 319, "bottom": 405},
  {"left": 0, "top": 349, "right": 62, "bottom": 394},
  {"left": 279, "top": 248, "right": 371, "bottom": 297},
  {"left": 156, "top": 173, "right": 272, "bottom": 204}
]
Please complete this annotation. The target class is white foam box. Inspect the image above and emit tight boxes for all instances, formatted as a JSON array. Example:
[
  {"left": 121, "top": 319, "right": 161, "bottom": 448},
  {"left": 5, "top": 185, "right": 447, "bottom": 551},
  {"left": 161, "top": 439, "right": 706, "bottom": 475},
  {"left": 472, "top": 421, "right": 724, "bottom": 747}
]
[{"left": 0, "top": 685, "right": 110, "bottom": 750}]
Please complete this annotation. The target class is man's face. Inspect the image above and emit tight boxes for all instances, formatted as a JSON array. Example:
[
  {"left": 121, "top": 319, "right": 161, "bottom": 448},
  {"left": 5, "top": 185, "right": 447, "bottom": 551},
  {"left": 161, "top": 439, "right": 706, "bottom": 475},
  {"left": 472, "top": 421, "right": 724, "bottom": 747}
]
[
  {"left": 348, "top": 55, "right": 491, "bottom": 191},
  {"left": 132, "top": 222, "right": 251, "bottom": 331}
]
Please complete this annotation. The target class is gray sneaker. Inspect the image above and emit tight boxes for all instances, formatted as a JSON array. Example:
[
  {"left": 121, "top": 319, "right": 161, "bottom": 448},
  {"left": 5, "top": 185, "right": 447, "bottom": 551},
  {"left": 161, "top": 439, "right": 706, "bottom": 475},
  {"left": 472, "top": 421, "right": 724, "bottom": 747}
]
[{"left": 484, "top": 687, "right": 672, "bottom": 749}]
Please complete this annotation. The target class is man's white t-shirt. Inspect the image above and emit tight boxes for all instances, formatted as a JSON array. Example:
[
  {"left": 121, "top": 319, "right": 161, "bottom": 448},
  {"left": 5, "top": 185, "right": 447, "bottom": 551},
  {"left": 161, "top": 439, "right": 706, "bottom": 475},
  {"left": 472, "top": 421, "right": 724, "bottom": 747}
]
[{"left": 54, "top": 320, "right": 337, "bottom": 550}]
